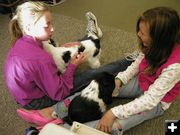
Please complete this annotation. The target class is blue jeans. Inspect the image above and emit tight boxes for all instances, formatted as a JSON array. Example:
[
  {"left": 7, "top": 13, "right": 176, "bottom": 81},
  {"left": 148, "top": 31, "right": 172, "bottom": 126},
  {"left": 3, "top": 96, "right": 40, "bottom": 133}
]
[{"left": 72, "top": 58, "right": 133, "bottom": 93}]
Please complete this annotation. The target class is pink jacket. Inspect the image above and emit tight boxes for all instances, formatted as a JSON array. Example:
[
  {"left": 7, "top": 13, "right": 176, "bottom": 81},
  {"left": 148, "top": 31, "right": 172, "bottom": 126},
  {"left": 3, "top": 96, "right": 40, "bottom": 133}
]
[{"left": 4, "top": 35, "right": 76, "bottom": 106}]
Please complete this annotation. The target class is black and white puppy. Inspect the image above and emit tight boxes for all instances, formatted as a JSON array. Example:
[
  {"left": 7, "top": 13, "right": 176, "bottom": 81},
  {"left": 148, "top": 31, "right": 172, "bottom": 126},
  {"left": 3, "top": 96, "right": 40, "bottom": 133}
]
[
  {"left": 63, "top": 72, "right": 115, "bottom": 125},
  {"left": 43, "top": 37, "right": 101, "bottom": 73}
]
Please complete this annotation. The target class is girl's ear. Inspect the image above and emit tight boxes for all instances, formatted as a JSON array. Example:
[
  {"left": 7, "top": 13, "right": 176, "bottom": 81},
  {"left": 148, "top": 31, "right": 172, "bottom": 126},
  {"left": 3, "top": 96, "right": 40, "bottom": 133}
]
[{"left": 24, "top": 23, "right": 33, "bottom": 34}]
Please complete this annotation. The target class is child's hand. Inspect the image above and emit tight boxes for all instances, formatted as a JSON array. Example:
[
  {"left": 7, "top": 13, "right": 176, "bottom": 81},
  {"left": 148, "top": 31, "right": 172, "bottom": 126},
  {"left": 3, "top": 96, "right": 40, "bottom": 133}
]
[
  {"left": 112, "top": 79, "right": 122, "bottom": 97},
  {"left": 97, "top": 110, "right": 117, "bottom": 133},
  {"left": 115, "top": 79, "right": 122, "bottom": 89},
  {"left": 63, "top": 42, "right": 80, "bottom": 47},
  {"left": 70, "top": 52, "right": 86, "bottom": 66},
  {"left": 112, "top": 87, "right": 120, "bottom": 97}
]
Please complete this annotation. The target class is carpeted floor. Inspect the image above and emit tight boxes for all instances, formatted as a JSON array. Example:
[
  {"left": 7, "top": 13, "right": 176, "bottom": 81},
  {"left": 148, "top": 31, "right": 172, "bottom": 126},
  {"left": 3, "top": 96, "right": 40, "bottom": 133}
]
[{"left": 0, "top": 12, "right": 179, "bottom": 135}]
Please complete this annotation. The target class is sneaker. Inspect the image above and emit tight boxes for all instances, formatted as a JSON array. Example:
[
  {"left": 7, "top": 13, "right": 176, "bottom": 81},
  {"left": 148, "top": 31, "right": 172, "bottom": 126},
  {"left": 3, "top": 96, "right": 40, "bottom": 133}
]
[
  {"left": 44, "top": 0, "right": 66, "bottom": 6},
  {"left": 85, "top": 12, "right": 103, "bottom": 39}
]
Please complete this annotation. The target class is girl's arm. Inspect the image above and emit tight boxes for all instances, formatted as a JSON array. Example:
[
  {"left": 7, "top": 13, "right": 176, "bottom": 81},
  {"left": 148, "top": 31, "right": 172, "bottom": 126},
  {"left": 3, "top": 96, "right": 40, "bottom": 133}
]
[
  {"left": 35, "top": 52, "right": 85, "bottom": 101},
  {"left": 35, "top": 61, "right": 77, "bottom": 101},
  {"left": 115, "top": 53, "right": 144, "bottom": 85},
  {"left": 111, "top": 63, "right": 180, "bottom": 119}
]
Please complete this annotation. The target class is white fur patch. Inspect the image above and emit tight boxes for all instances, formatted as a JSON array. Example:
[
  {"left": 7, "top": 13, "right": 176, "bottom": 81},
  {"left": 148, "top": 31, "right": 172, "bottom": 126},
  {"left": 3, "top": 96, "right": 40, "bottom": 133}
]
[
  {"left": 81, "top": 80, "right": 106, "bottom": 112},
  {"left": 43, "top": 39, "right": 101, "bottom": 73}
]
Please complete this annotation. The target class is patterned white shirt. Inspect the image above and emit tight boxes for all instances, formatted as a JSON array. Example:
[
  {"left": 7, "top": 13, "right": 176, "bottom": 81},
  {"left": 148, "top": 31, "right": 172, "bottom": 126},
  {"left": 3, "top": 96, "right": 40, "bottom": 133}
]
[{"left": 111, "top": 53, "right": 180, "bottom": 119}]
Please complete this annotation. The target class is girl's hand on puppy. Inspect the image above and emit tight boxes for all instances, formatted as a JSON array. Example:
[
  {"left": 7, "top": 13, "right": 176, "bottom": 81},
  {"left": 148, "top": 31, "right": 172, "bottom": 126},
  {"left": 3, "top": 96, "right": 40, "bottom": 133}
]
[
  {"left": 97, "top": 110, "right": 117, "bottom": 133},
  {"left": 112, "top": 79, "right": 122, "bottom": 97},
  {"left": 70, "top": 52, "right": 86, "bottom": 66},
  {"left": 115, "top": 79, "right": 122, "bottom": 89}
]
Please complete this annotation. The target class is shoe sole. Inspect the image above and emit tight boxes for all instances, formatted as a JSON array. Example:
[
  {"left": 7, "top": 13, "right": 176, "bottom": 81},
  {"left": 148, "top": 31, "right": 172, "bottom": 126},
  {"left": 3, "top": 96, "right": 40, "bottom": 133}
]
[{"left": 86, "top": 12, "right": 103, "bottom": 38}]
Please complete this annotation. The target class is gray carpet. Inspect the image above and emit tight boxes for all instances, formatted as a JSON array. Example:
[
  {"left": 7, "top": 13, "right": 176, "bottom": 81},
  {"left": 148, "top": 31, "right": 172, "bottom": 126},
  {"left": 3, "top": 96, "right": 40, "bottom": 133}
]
[{"left": 0, "top": 13, "right": 179, "bottom": 135}]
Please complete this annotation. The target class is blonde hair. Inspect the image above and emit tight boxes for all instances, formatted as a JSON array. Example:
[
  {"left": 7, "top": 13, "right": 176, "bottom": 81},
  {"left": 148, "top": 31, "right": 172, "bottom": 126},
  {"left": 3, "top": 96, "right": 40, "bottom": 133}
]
[{"left": 9, "top": 1, "right": 49, "bottom": 45}]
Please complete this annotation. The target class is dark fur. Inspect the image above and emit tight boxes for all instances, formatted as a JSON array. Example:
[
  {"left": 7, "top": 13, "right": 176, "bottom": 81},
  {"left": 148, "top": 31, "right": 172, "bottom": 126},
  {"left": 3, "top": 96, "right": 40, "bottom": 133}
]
[
  {"left": 78, "top": 45, "right": 85, "bottom": 53},
  {"left": 79, "top": 36, "right": 100, "bottom": 57},
  {"left": 62, "top": 51, "right": 71, "bottom": 63},
  {"left": 63, "top": 72, "right": 115, "bottom": 125},
  {"left": 49, "top": 38, "right": 56, "bottom": 47}
]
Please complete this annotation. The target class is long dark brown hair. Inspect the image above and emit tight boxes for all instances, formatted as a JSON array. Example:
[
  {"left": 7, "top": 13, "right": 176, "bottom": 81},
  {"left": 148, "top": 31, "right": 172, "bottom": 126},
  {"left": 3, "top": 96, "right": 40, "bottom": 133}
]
[{"left": 136, "top": 7, "right": 180, "bottom": 74}]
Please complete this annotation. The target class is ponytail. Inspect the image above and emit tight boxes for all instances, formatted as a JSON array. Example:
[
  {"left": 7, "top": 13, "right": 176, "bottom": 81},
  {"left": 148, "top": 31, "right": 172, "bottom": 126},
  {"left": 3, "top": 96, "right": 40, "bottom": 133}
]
[{"left": 9, "top": 15, "right": 23, "bottom": 46}]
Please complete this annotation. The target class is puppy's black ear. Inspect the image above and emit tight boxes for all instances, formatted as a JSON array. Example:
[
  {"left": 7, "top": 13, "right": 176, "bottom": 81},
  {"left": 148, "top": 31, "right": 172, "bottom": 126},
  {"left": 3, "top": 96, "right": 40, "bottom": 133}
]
[
  {"left": 97, "top": 72, "right": 115, "bottom": 105},
  {"left": 93, "top": 39, "right": 100, "bottom": 49},
  {"left": 88, "top": 38, "right": 101, "bottom": 57},
  {"left": 99, "top": 86, "right": 113, "bottom": 105},
  {"left": 93, "top": 49, "right": 100, "bottom": 57}
]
